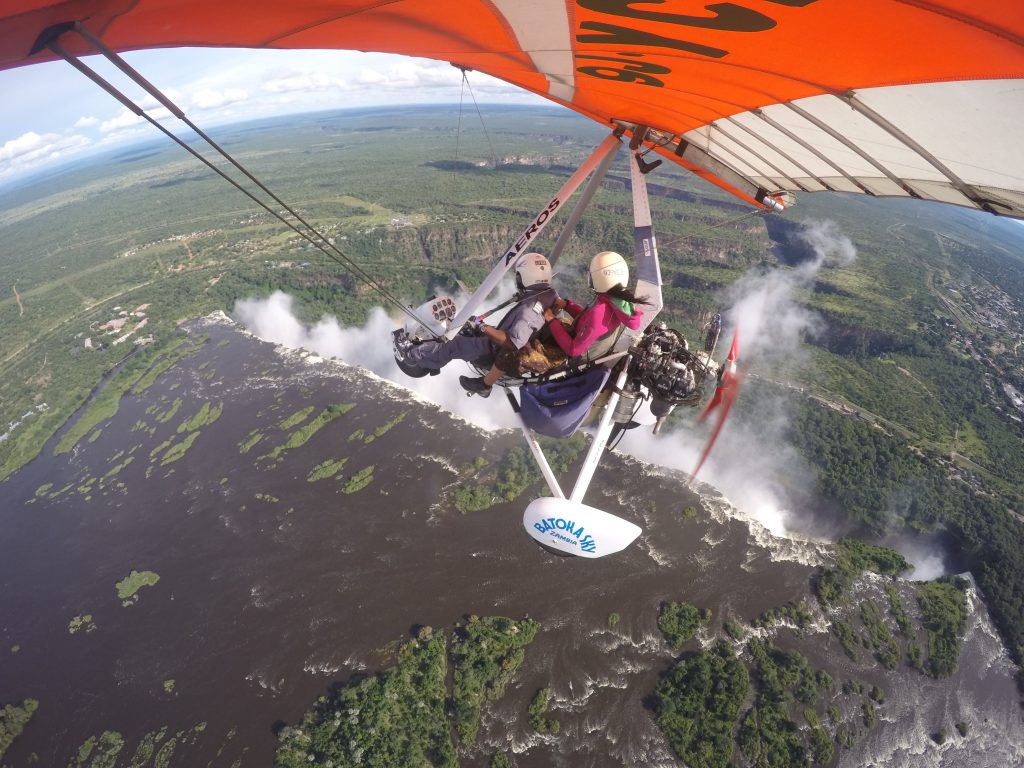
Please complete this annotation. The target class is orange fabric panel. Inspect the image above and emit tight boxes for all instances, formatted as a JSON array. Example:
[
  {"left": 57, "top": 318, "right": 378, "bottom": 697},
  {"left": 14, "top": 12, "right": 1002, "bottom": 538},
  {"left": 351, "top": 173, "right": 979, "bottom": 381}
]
[
  {"left": 568, "top": 0, "right": 1024, "bottom": 132},
  {"left": 0, "top": 0, "right": 131, "bottom": 62},
  {"left": 4, "top": 2, "right": 1021, "bottom": 75},
  {"left": 4, "top": 2, "right": 1022, "bottom": 118},
  {"left": 2, "top": 0, "right": 1022, "bottom": 207}
]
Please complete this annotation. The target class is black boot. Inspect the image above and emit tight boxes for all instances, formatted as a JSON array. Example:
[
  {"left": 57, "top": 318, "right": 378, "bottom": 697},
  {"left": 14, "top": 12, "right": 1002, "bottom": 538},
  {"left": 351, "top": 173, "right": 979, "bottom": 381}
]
[
  {"left": 459, "top": 376, "right": 492, "bottom": 398},
  {"left": 392, "top": 328, "right": 415, "bottom": 357},
  {"left": 393, "top": 330, "right": 438, "bottom": 378}
]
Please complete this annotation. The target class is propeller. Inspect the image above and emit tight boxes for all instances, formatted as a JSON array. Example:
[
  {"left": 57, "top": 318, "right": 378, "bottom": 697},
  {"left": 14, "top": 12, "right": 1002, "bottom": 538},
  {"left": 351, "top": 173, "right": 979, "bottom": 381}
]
[{"left": 689, "top": 329, "right": 743, "bottom": 485}]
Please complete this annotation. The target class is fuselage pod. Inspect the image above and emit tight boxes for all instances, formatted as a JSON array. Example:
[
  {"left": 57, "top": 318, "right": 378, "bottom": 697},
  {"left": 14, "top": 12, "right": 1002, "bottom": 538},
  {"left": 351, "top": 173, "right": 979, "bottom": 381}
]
[{"left": 523, "top": 497, "right": 641, "bottom": 559}]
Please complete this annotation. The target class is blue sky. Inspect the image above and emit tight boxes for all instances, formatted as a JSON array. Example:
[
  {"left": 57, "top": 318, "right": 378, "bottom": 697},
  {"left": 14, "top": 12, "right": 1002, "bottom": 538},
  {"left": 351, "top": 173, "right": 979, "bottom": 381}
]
[{"left": 0, "top": 47, "right": 544, "bottom": 181}]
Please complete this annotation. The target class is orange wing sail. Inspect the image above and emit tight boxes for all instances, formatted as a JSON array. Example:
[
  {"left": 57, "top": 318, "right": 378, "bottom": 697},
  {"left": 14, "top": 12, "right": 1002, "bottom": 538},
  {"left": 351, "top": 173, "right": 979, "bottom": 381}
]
[{"left": 1, "top": 2, "right": 1022, "bottom": 216}]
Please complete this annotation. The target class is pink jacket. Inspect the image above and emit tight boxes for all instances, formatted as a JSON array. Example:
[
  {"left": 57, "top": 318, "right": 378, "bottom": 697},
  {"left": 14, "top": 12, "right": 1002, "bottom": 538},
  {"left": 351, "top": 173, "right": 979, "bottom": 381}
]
[{"left": 547, "top": 294, "right": 644, "bottom": 358}]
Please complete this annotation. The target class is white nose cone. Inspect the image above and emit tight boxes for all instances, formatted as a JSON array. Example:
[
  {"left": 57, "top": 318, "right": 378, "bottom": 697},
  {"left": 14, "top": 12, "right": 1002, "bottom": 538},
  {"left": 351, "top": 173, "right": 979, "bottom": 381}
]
[{"left": 523, "top": 497, "right": 642, "bottom": 558}]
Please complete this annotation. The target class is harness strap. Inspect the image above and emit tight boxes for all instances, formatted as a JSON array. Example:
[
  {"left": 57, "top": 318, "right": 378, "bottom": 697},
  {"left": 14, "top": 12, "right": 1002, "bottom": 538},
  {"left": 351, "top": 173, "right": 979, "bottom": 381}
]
[{"left": 479, "top": 286, "right": 553, "bottom": 321}]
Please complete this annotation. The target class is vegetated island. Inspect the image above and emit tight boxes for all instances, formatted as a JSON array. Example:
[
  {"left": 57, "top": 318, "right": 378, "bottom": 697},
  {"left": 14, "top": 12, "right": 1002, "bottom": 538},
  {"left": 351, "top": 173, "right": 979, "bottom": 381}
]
[
  {"left": 115, "top": 570, "right": 160, "bottom": 606},
  {"left": 68, "top": 721, "right": 208, "bottom": 768},
  {"left": 528, "top": 687, "right": 561, "bottom": 735},
  {"left": 658, "top": 600, "right": 711, "bottom": 648},
  {"left": 68, "top": 614, "right": 97, "bottom": 635},
  {"left": 274, "top": 615, "right": 538, "bottom": 768},
  {"left": 0, "top": 698, "right": 38, "bottom": 761}
]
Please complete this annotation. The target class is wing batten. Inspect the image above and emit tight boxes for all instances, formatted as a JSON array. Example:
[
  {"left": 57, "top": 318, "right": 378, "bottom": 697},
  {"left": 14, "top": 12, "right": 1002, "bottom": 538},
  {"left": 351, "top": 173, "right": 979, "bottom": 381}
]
[
  {"left": 752, "top": 107, "right": 872, "bottom": 195},
  {"left": 683, "top": 80, "right": 1024, "bottom": 215},
  {"left": 784, "top": 101, "right": 913, "bottom": 195},
  {"left": 723, "top": 114, "right": 838, "bottom": 193},
  {"left": 708, "top": 123, "right": 807, "bottom": 192}
]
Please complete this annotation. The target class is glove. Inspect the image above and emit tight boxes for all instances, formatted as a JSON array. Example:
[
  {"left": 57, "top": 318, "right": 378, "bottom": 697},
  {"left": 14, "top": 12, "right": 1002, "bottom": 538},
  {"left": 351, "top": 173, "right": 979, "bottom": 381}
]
[{"left": 463, "top": 316, "right": 485, "bottom": 335}]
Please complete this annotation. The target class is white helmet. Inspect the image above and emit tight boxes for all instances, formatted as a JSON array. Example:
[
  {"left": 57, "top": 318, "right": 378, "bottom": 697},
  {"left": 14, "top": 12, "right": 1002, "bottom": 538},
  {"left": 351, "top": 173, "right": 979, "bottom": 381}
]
[
  {"left": 515, "top": 252, "right": 551, "bottom": 289},
  {"left": 589, "top": 251, "right": 629, "bottom": 293}
]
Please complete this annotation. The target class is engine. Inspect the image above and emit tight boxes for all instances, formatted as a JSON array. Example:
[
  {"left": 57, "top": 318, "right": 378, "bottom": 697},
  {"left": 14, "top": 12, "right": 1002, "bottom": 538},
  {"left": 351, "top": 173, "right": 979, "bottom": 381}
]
[{"left": 627, "top": 322, "right": 720, "bottom": 433}]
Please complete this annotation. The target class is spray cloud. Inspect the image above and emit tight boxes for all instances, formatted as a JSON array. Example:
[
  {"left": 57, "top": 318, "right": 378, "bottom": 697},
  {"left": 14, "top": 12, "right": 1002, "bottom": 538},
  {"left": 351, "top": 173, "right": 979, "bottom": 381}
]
[
  {"left": 623, "top": 219, "right": 856, "bottom": 536},
  {"left": 233, "top": 288, "right": 522, "bottom": 432}
]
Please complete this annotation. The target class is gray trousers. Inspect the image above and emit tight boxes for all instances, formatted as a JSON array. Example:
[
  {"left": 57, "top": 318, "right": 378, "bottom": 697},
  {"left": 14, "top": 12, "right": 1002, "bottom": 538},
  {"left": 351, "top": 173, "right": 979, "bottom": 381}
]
[{"left": 406, "top": 334, "right": 495, "bottom": 371}]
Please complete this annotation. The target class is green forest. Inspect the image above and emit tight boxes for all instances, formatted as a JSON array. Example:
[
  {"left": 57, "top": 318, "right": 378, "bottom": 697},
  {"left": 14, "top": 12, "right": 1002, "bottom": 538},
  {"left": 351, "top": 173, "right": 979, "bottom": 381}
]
[
  {"left": 273, "top": 616, "right": 537, "bottom": 768},
  {"left": 0, "top": 700, "right": 37, "bottom": 761}
]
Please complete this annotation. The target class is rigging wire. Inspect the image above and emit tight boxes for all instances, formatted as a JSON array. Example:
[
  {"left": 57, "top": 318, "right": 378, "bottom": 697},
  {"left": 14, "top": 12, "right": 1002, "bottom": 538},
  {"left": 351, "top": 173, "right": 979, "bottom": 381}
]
[
  {"left": 449, "top": 66, "right": 522, "bottom": 264},
  {"left": 657, "top": 207, "right": 769, "bottom": 251},
  {"left": 453, "top": 68, "right": 466, "bottom": 198},
  {"left": 452, "top": 68, "right": 498, "bottom": 183},
  {"left": 48, "top": 25, "right": 440, "bottom": 337},
  {"left": 463, "top": 69, "right": 499, "bottom": 168}
]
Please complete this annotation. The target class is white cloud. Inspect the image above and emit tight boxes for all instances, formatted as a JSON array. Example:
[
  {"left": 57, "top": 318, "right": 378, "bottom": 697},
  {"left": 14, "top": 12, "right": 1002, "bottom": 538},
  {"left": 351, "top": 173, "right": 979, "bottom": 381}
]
[
  {"left": 139, "top": 90, "right": 183, "bottom": 110},
  {"left": 99, "top": 102, "right": 177, "bottom": 134},
  {"left": 375, "top": 60, "right": 457, "bottom": 90},
  {"left": 95, "top": 126, "right": 151, "bottom": 147},
  {"left": 191, "top": 87, "right": 248, "bottom": 110},
  {"left": 0, "top": 133, "right": 62, "bottom": 162},
  {"left": 100, "top": 108, "right": 144, "bottom": 133},
  {"left": 262, "top": 71, "right": 342, "bottom": 94},
  {"left": 0, "top": 48, "right": 543, "bottom": 182},
  {"left": 257, "top": 59, "right": 515, "bottom": 101},
  {"left": 0, "top": 130, "right": 92, "bottom": 178},
  {"left": 356, "top": 68, "right": 387, "bottom": 86},
  {"left": 1, "top": 132, "right": 48, "bottom": 162},
  {"left": 361, "top": 60, "right": 520, "bottom": 94}
]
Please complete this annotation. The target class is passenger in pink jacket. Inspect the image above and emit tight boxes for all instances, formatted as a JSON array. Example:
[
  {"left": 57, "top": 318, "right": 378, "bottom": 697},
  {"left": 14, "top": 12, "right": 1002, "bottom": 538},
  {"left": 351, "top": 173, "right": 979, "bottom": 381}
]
[{"left": 543, "top": 251, "right": 647, "bottom": 358}]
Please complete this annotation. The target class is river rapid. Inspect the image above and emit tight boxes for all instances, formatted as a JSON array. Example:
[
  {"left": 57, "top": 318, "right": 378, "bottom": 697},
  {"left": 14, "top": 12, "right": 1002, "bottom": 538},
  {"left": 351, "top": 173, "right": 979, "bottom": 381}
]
[{"left": 1, "top": 313, "right": 1020, "bottom": 767}]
